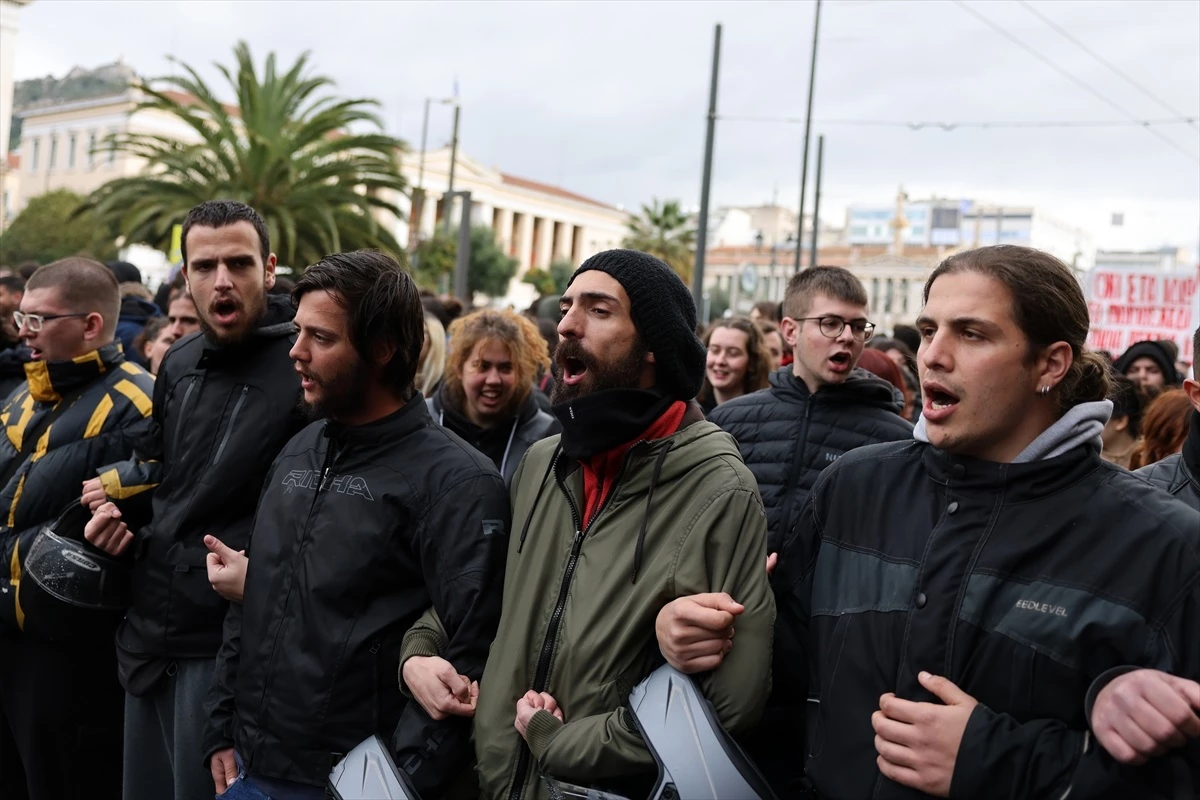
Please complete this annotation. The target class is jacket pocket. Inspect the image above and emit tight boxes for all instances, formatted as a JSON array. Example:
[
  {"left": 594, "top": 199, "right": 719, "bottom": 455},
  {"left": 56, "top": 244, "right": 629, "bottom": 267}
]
[
  {"left": 212, "top": 386, "right": 249, "bottom": 466},
  {"left": 807, "top": 613, "right": 851, "bottom": 760}
]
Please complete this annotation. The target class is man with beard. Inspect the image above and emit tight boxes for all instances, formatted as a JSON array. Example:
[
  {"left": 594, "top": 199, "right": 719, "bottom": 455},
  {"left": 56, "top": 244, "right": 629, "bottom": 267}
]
[
  {"left": 194, "top": 250, "right": 508, "bottom": 800},
  {"left": 82, "top": 200, "right": 306, "bottom": 800},
  {"left": 1136, "top": 326, "right": 1200, "bottom": 509},
  {"left": 400, "top": 250, "right": 774, "bottom": 799},
  {"left": 657, "top": 245, "right": 1200, "bottom": 797},
  {"left": 429, "top": 308, "right": 559, "bottom": 483}
]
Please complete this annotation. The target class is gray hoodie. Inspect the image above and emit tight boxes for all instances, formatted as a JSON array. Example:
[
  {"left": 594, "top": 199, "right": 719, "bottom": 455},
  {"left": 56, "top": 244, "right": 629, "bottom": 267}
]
[{"left": 914, "top": 400, "right": 1113, "bottom": 462}]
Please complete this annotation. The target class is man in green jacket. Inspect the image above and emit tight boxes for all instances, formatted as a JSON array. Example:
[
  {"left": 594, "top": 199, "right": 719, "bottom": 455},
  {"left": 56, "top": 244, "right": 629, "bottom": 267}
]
[{"left": 402, "top": 250, "right": 774, "bottom": 799}]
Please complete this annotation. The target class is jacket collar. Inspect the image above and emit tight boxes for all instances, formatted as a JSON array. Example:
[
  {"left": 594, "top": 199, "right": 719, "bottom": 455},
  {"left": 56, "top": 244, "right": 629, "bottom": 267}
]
[
  {"left": 768, "top": 364, "right": 901, "bottom": 411},
  {"left": 24, "top": 342, "right": 125, "bottom": 403},
  {"left": 323, "top": 391, "right": 430, "bottom": 446},
  {"left": 920, "top": 439, "right": 1101, "bottom": 500}
]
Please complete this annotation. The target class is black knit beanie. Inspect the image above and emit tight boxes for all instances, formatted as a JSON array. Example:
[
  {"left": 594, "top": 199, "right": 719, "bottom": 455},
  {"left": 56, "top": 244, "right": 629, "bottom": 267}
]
[
  {"left": 567, "top": 249, "right": 706, "bottom": 401},
  {"left": 1113, "top": 340, "right": 1178, "bottom": 386}
]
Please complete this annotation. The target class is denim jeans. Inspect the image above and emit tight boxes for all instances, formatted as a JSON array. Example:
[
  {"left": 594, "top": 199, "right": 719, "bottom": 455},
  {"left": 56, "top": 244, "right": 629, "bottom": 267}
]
[{"left": 215, "top": 754, "right": 271, "bottom": 800}]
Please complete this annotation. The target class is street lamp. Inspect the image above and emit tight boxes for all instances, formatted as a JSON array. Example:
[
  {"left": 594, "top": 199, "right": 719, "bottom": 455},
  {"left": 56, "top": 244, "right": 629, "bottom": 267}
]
[
  {"left": 409, "top": 96, "right": 455, "bottom": 252},
  {"left": 416, "top": 96, "right": 455, "bottom": 197}
]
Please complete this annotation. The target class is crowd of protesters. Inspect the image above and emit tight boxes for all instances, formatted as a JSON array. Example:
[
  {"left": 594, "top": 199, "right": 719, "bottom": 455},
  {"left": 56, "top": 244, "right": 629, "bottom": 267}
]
[{"left": 0, "top": 199, "right": 1196, "bottom": 800}]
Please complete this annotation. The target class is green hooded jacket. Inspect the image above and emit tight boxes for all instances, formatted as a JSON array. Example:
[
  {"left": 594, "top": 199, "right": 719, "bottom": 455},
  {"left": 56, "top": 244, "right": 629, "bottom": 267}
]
[{"left": 464, "top": 406, "right": 775, "bottom": 799}]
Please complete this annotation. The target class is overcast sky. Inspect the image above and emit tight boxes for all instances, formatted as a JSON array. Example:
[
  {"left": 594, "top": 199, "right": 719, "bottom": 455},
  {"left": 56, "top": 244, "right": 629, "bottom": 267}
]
[{"left": 12, "top": 0, "right": 1200, "bottom": 254}]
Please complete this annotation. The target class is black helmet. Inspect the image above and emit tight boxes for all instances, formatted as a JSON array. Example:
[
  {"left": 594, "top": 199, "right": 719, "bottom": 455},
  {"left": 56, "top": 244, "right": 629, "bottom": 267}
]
[{"left": 20, "top": 502, "right": 130, "bottom": 642}]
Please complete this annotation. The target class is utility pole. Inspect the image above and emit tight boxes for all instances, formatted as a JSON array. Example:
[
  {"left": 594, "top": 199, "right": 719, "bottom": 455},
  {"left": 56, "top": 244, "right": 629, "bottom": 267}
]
[
  {"left": 692, "top": 23, "right": 722, "bottom": 314},
  {"left": 449, "top": 190, "right": 473, "bottom": 302},
  {"left": 793, "top": 0, "right": 822, "bottom": 273},
  {"left": 444, "top": 103, "right": 461, "bottom": 233},
  {"left": 810, "top": 135, "right": 824, "bottom": 267}
]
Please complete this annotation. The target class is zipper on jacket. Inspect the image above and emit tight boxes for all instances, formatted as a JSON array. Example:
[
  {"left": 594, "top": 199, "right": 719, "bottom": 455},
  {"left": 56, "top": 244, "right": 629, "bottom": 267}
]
[
  {"left": 508, "top": 447, "right": 644, "bottom": 800},
  {"left": 211, "top": 385, "right": 249, "bottom": 465},
  {"left": 254, "top": 429, "right": 340, "bottom": 726},
  {"left": 171, "top": 376, "right": 200, "bottom": 454},
  {"left": 508, "top": 475, "right": 584, "bottom": 800},
  {"left": 778, "top": 401, "right": 814, "bottom": 538}
]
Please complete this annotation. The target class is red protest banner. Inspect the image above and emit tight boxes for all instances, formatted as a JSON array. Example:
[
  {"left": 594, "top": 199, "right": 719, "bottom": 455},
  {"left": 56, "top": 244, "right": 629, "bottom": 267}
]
[{"left": 1086, "top": 266, "right": 1199, "bottom": 364}]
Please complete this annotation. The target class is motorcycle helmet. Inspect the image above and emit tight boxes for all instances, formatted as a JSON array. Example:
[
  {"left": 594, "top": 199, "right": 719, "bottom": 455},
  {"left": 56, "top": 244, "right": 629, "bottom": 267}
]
[
  {"left": 327, "top": 735, "right": 420, "bottom": 800},
  {"left": 20, "top": 501, "right": 130, "bottom": 641}
]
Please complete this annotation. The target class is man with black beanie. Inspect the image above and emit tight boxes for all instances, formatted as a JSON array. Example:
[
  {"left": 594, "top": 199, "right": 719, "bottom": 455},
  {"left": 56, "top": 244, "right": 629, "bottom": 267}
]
[
  {"left": 1114, "top": 339, "right": 1179, "bottom": 391},
  {"left": 397, "top": 250, "right": 774, "bottom": 799},
  {"left": 1137, "top": 326, "right": 1200, "bottom": 508}
]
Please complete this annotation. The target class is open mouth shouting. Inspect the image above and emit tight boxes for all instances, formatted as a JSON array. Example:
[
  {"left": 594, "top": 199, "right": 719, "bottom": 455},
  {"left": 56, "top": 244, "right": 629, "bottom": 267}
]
[
  {"left": 922, "top": 380, "right": 961, "bottom": 422},
  {"left": 559, "top": 354, "right": 590, "bottom": 387},
  {"left": 828, "top": 351, "right": 853, "bottom": 374},
  {"left": 210, "top": 296, "right": 242, "bottom": 327}
]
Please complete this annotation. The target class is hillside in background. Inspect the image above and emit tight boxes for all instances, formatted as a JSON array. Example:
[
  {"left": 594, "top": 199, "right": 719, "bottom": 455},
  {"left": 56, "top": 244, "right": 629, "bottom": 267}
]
[{"left": 9, "top": 60, "right": 135, "bottom": 147}]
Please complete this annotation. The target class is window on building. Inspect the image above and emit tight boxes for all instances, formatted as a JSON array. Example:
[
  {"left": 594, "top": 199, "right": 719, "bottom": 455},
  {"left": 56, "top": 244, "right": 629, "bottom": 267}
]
[
  {"left": 107, "top": 129, "right": 118, "bottom": 167},
  {"left": 910, "top": 226, "right": 926, "bottom": 237},
  {"left": 872, "top": 278, "right": 881, "bottom": 311},
  {"left": 850, "top": 226, "right": 868, "bottom": 238},
  {"left": 885, "top": 278, "right": 894, "bottom": 313},
  {"left": 48, "top": 136, "right": 58, "bottom": 170},
  {"left": 68, "top": 133, "right": 77, "bottom": 169},
  {"left": 900, "top": 278, "right": 910, "bottom": 314},
  {"left": 30, "top": 139, "right": 39, "bottom": 172},
  {"left": 87, "top": 131, "right": 97, "bottom": 168}
]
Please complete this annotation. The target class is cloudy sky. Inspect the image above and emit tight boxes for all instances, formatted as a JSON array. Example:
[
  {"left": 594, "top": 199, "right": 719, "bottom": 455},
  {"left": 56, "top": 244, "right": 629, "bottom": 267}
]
[{"left": 12, "top": 0, "right": 1200, "bottom": 253}]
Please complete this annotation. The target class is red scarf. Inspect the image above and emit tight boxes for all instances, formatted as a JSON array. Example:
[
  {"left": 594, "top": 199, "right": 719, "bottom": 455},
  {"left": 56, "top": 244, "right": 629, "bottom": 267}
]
[{"left": 579, "top": 400, "right": 686, "bottom": 530}]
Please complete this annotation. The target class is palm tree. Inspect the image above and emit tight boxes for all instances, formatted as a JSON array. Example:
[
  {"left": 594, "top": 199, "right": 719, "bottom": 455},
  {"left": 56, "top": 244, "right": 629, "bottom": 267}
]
[
  {"left": 83, "top": 42, "right": 408, "bottom": 268},
  {"left": 622, "top": 198, "right": 697, "bottom": 283}
]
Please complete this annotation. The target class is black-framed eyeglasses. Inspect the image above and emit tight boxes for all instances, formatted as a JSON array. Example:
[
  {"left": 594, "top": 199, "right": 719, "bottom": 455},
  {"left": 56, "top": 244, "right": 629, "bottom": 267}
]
[
  {"left": 13, "top": 310, "right": 89, "bottom": 333},
  {"left": 795, "top": 316, "right": 876, "bottom": 342}
]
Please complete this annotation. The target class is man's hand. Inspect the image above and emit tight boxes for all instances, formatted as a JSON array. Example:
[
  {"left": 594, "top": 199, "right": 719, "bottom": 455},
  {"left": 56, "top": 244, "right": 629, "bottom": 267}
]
[
  {"left": 1092, "top": 669, "right": 1200, "bottom": 765},
  {"left": 209, "top": 747, "right": 238, "bottom": 794},
  {"left": 84, "top": 502, "right": 134, "bottom": 556},
  {"left": 655, "top": 593, "right": 743, "bottom": 674},
  {"left": 872, "top": 671, "right": 979, "bottom": 798},
  {"left": 515, "top": 691, "right": 564, "bottom": 739},
  {"left": 205, "top": 535, "right": 248, "bottom": 603},
  {"left": 402, "top": 656, "right": 478, "bottom": 720},
  {"left": 766, "top": 552, "right": 778, "bottom": 578},
  {"left": 81, "top": 477, "right": 107, "bottom": 512}
]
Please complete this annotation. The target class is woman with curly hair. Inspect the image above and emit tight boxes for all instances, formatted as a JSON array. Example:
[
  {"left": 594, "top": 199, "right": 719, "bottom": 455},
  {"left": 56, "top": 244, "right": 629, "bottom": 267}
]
[
  {"left": 429, "top": 308, "right": 560, "bottom": 482},
  {"left": 1130, "top": 389, "right": 1192, "bottom": 470},
  {"left": 697, "top": 316, "right": 772, "bottom": 414}
]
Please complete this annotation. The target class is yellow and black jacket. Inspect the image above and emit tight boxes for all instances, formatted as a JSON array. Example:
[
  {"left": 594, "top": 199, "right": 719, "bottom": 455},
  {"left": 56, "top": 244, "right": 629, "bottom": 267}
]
[{"left": 0, "top": 343, "right": 155, "bottom": 634}]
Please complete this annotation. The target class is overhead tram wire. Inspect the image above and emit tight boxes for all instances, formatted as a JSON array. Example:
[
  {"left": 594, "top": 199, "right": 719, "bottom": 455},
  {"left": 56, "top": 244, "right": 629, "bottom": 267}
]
[
  {"left": 1016, "top": 0, "right": 1198, "bottom": 129},
  {"left": 952, "top": 0, "right": 1199, "bottom": 164},
  {"left": 717, "top": 116, "right": 1197, "bottom": 129}
]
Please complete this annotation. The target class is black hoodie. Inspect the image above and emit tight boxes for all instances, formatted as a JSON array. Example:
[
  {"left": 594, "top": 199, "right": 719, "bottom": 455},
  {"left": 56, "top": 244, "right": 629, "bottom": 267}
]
[
  {"left": 110, "top": 295, "right": 307, "bottom": 669},
  {"left": 708, "top": 365, "right": 914, "bottom": 551}
]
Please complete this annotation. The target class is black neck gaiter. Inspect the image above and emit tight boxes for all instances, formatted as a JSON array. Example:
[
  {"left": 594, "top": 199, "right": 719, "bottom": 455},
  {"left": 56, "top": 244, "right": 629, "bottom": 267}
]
[{"left": 553, "top": 387, "right": 674, "bottom": 461}]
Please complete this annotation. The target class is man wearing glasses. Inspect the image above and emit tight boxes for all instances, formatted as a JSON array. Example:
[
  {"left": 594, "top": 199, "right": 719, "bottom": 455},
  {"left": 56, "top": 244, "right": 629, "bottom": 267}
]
[
  {"left": 0, "top": 258, "right": 155, "bottom": 800},
  {"left": 687, "top": 266, "right": 913, "bottom": 787},
  {"left": 707, "top": 266, "right": 913, "bottom": 552}
]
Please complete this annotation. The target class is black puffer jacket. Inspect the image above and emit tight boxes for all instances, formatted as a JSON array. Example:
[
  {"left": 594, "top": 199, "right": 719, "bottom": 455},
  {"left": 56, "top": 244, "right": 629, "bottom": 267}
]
[
  {"left": 203, "top": 397, "right": 509, "bottom": 795},
  {"left": 427, "top": 384, "right": 559, "bottom": 484},
  {"left": 108, "top": 295, "right": 306, "bottom": 663},
  {"left": 1136, "top": 411, "right": 1200, "bottom": 510},
  {"left": 0, "top": 344, "right": 154, "bottom": 639},
  {"left": 708, "top": 366, "right": 913, "bottom": 550},
  {"left": 773, "top": 440, "right": 1200, "bottom": 799}
]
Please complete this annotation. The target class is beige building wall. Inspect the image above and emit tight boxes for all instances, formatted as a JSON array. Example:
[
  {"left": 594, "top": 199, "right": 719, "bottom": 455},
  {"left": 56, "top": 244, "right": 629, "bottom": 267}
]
[
  {"left": 13, "top": 90, "right": 203, "bottom": 210},
  {"left": 390, "top": 147, "right": 630, "bottom": 307}
]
